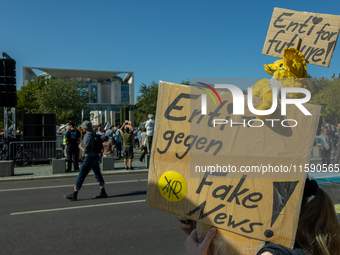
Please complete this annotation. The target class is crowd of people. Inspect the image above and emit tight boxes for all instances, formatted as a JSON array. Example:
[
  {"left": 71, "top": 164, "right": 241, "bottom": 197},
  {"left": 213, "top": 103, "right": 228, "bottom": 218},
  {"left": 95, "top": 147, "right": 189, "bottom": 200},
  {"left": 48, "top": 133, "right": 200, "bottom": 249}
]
[
  {"left": 0, "top": 129, "right": 23, "bottom": 140},
  {"left": 58, "top": 117, "right": 155, "bottom": 171},
  {"left": 61, "top": 114, "right": 155, "bottom": 201},
  {"left": 315, "top": 122, "right": 340, "bottom": 166}
]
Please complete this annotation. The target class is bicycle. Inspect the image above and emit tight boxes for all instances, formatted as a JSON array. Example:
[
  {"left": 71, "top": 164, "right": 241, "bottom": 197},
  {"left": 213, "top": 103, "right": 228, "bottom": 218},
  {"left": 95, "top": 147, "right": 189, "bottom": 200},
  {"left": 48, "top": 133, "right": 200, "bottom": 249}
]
[{"left": 0, "top": 143, "right": 36, "bottom": 167}]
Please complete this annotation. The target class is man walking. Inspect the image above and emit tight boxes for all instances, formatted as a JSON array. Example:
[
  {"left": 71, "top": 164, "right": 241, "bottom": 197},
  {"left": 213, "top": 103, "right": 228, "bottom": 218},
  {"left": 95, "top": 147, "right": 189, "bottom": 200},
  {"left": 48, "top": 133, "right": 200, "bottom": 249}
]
[
  {"left": 64, "top": 120, "right": 107, "bottom": 201},
  {"left": 145, "top": 114, "right": 155, "bottom": 153},
  {"left": 65, "top": 122, "right": 80, "bottom": 172}
]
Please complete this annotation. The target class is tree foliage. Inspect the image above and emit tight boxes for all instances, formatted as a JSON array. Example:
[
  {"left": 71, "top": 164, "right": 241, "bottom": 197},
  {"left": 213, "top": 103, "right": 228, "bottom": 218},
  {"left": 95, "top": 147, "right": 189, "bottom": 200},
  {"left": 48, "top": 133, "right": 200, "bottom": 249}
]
[
  {"left": 309, "top": 75, "right": 340, "bottom": 124},
  {"left": 181, "top": 79, "right": 190, "bottom": 85},
  {"left": 135, "top": 81, "right": 158, "bottom": 126},
  {"left": 134, "top": 80, "right": 190, "bottom": 126},
  {"left": 14, "top": 78, "right": 89, "bottom": 128}
]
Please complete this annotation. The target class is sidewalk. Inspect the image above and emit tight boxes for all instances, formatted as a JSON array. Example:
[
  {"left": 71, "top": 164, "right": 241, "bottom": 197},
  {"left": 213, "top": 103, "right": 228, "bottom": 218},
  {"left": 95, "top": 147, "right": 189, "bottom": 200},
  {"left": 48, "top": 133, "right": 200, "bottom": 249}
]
[
  {"left": 0, "top": 155, "right": 149, "bottom": 182},
  {"left": 0, "top": 149, "right": 327, "bottom": 182}
]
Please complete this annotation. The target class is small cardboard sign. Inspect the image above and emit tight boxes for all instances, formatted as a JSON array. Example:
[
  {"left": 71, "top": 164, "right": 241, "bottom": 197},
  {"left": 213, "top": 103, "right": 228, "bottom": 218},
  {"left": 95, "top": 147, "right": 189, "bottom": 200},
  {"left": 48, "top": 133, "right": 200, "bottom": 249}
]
[
  {"left": 147, "top": 81, "right": 321, "bottom": 252},
  {"left": 262, "top": 8, "right": 340, "bottom": 67}
]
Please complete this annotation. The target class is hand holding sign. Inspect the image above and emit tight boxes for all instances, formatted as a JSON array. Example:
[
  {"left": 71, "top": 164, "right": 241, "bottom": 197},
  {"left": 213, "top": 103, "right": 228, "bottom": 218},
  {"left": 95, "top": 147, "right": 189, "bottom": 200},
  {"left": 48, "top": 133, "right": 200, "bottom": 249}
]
[{"left": 185, "top": 228, "right": 216, "bottom": 255}]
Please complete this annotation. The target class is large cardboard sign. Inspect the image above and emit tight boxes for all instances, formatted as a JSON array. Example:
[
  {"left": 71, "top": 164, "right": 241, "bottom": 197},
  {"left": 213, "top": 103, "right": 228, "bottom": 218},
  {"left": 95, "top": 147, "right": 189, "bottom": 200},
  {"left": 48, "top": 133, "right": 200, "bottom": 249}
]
[
  {"left": 147, "top": 81, "right": 320, "bottom": 252},
  {"left": 262, "top": 8, "right": 340, "bottom": 67}
]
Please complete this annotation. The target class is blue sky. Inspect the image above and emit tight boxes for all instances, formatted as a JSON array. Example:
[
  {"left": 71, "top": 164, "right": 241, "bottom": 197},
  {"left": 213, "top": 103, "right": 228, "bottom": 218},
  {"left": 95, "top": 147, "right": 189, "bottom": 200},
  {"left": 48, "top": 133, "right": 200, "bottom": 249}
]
[{"left": 1, "top": 0, "right": 340, "bottom": 102}]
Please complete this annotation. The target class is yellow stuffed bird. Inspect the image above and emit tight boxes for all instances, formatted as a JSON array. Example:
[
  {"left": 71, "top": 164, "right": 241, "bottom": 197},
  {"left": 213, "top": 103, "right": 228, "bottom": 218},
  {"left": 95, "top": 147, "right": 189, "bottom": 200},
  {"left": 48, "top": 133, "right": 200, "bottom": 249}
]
[{"left": 252, "top": 48, "right": 308, "bottom": 120}]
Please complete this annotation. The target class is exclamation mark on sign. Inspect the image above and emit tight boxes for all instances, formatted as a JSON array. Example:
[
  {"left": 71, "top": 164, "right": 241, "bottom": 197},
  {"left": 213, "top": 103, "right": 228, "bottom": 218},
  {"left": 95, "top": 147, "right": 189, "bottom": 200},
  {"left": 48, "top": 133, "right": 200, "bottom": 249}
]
[
  {"left": 323, "top": 41, "right": 336, "bottom": 65},
  {"left": 264, "top": 181, "right": 299, "bottom": 238}
]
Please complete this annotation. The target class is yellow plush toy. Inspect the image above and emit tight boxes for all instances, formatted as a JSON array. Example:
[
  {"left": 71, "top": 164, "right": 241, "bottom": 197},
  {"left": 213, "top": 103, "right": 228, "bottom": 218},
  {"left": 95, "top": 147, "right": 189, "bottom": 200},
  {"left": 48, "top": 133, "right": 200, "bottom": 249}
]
[{"left": 252, "top": 48, "right": 308, "bottom": 120}]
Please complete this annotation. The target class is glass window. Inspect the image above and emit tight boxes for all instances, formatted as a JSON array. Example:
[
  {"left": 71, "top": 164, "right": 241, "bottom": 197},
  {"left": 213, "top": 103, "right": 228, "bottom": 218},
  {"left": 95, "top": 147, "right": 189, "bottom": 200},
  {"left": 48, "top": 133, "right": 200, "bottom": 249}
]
[
  {"left": 93, "top": 85, "right": 97, "bottom": 103},
  {"left": 121, "top": 84, "right": 129, "bottom": 91}
]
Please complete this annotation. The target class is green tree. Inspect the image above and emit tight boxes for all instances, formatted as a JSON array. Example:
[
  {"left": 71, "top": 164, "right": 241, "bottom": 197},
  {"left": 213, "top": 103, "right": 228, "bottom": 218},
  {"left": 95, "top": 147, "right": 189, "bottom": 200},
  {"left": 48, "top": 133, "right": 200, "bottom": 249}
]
[
  {"left": 15, "top": 78, "right": 89, "bottom": 127},
  {"left": 14, "top": 77, "right": 47, "bottom": 129},
  {"left": 309, "top": 76, "right": 340, "bottom": 124},
  {"left": 181, "top": 79, "right": 190, "bottom": 85},
  {"left": 135, "top": 81, "right": 158, "bottom": 126}
]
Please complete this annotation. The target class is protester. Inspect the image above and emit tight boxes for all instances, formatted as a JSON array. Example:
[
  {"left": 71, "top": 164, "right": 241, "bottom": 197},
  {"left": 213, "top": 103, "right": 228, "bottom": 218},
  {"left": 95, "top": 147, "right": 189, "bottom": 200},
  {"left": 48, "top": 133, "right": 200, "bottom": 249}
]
[
  {"left": 315, "top": 128, "right": 331, "bottom": 166},
  {"left": 120, "top": 122, "right": 134, "bottom": 170},
  {"left": 115, "top": 129, "right": 122, "bottom": 159},
  {"left": 102, "top": 136, "right": 115, "bottom": 157},
  {"left": 331, "top": 124, "right": 337, "bottom": 149},
  {"left": 62, "top": 125, "right": 69, "bottom": 158},
  {"left": 145, "top": 114, "right": 155, "bottom": 153},
  {"left": 133, "top": 127, "right": 139, "bottom": 149},
  {"left": 137, "top": 127, "right": 142, "bottom": 150},
  {"left": 97, "top": 126, "right": 105, "bottom": 139},
  {"left": 179, "top": 179, "right": 340, "bottom": 255},
  {"left": 58, "top": 124, "right": 69, "bottom": 157},
  {"left": 334, "top": 123, "right": 340, "bottom": 164},
  {"left": 65, "top": 122, "right": 81, "bottom": 172},
  {"left": 64, "top": 120, "right": 107, "bottom": 201},
  {"left": 139, "top": 128, "right": 147, "bottom": 162},
  {"left": 105, "top": 125, "right": 115, "bottom": 143}
]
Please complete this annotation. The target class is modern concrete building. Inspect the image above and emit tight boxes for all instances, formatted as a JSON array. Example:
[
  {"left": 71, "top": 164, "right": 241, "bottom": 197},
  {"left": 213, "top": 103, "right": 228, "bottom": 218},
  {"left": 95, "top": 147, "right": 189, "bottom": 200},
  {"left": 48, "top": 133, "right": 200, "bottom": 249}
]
[{"left": 23, "top": 67, "right": 135, "bottom": 125}]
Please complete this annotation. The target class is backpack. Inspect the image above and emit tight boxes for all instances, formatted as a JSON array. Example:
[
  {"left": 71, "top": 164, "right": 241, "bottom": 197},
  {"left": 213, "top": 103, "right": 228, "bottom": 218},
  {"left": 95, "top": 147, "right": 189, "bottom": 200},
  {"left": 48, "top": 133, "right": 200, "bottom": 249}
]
[{"left": 91, "top": 133, "right": 103, "bottom": 154}]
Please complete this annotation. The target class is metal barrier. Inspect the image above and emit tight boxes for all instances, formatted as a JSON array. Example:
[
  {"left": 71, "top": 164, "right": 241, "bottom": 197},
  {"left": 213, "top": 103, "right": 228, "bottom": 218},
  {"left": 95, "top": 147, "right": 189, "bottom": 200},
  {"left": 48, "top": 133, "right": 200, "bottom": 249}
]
[{"left": 8, "top": 141, "right": 62, "bottom": 161}]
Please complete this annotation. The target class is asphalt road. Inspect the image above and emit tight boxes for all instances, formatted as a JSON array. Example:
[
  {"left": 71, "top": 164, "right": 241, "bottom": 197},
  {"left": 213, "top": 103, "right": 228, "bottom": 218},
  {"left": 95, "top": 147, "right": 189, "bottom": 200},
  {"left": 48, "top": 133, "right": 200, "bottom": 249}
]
[{"left": 0, "top": 173, "right": 186, "bottom": 255}]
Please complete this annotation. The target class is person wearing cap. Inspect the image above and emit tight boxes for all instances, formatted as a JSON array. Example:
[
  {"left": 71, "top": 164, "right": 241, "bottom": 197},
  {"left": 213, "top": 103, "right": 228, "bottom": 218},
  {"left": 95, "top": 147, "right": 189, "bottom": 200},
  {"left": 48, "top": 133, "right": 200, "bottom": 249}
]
[{"left": 64, "top": 120, "right": 107, "bottom": 201}]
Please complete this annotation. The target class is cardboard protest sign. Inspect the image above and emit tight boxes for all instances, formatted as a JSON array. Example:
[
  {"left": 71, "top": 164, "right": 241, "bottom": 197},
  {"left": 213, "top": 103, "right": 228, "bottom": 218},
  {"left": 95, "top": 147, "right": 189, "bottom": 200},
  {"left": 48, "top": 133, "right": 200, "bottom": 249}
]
[
  {"left": 262, "top": 8, "right": 340, "bottom": 67},
  {"left": 147, "top": 81, "right": 320, "bottom": 253}
]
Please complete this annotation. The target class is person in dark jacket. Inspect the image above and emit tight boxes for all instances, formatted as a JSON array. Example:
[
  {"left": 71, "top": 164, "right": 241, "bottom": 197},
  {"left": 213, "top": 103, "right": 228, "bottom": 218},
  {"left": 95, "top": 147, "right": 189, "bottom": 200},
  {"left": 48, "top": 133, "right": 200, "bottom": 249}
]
[
  {"left": 64, "top": 120, "right": 107, "bottom": 201},
  {"left": 65, "top": 122, "right": 80, "bottom": 171}
]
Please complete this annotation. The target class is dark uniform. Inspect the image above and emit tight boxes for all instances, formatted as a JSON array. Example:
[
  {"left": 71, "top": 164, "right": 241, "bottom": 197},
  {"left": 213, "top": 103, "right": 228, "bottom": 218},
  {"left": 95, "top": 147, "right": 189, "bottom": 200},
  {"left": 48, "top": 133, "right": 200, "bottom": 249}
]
[{"left": 65, "top": 129, "right": 81, "bottom": 171}]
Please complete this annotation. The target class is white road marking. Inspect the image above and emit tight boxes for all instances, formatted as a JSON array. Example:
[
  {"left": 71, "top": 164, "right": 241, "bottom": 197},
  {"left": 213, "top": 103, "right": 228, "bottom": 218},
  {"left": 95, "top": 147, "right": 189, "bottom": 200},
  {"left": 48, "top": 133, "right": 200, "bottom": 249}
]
[
  {"left": 0, "top": 179, "right": 147, "bottom": 192},
  {"left": 10, "top": 199, "right": 146, "bottom": 215}
]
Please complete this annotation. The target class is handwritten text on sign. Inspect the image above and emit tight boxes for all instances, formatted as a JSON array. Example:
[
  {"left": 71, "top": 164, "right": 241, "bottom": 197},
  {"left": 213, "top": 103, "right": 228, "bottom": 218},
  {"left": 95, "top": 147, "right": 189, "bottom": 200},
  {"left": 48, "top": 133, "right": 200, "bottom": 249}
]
[
  {"left": 262, "top": 8, "right": 340, "bottom": 67},
  {"left": 147, "top": 82, "right": 320, "bottom": 246}
]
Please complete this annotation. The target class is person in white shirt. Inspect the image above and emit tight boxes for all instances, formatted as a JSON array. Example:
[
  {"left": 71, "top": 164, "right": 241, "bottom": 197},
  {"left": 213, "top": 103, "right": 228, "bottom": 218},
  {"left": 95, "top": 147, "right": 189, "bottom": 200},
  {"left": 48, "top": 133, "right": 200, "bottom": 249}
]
[
  {"left": 139, "top": 128, "right": 147, "bottom": 162},
  {"left": 145, "top": 114, "right": 155, "bottom": 153}
]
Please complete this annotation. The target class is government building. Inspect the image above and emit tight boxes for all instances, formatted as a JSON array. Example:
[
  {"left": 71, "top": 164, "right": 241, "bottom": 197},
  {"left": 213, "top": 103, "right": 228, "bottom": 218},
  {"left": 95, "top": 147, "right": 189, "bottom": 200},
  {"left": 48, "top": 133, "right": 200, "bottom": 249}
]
[{"left": 23, "top": 67, "right": 135, "bottom": 125}]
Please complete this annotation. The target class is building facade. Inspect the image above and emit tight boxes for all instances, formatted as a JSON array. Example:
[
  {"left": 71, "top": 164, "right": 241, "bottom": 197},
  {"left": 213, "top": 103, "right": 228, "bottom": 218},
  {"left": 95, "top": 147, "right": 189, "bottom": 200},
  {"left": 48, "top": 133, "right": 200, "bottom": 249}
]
[{"left": 23, "top": 67, "right": 135, "bottom": 125}]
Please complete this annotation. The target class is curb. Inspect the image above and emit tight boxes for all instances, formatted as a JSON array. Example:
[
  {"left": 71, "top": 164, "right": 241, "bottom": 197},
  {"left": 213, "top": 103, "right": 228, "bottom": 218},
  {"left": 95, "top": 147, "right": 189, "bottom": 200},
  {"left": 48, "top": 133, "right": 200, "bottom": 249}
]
[
  {"left": 0, "top": 169, "right": 149, "bottom": 183},
  {"left": 0, "top": 157, "right": 325, "bottom": 183}
]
